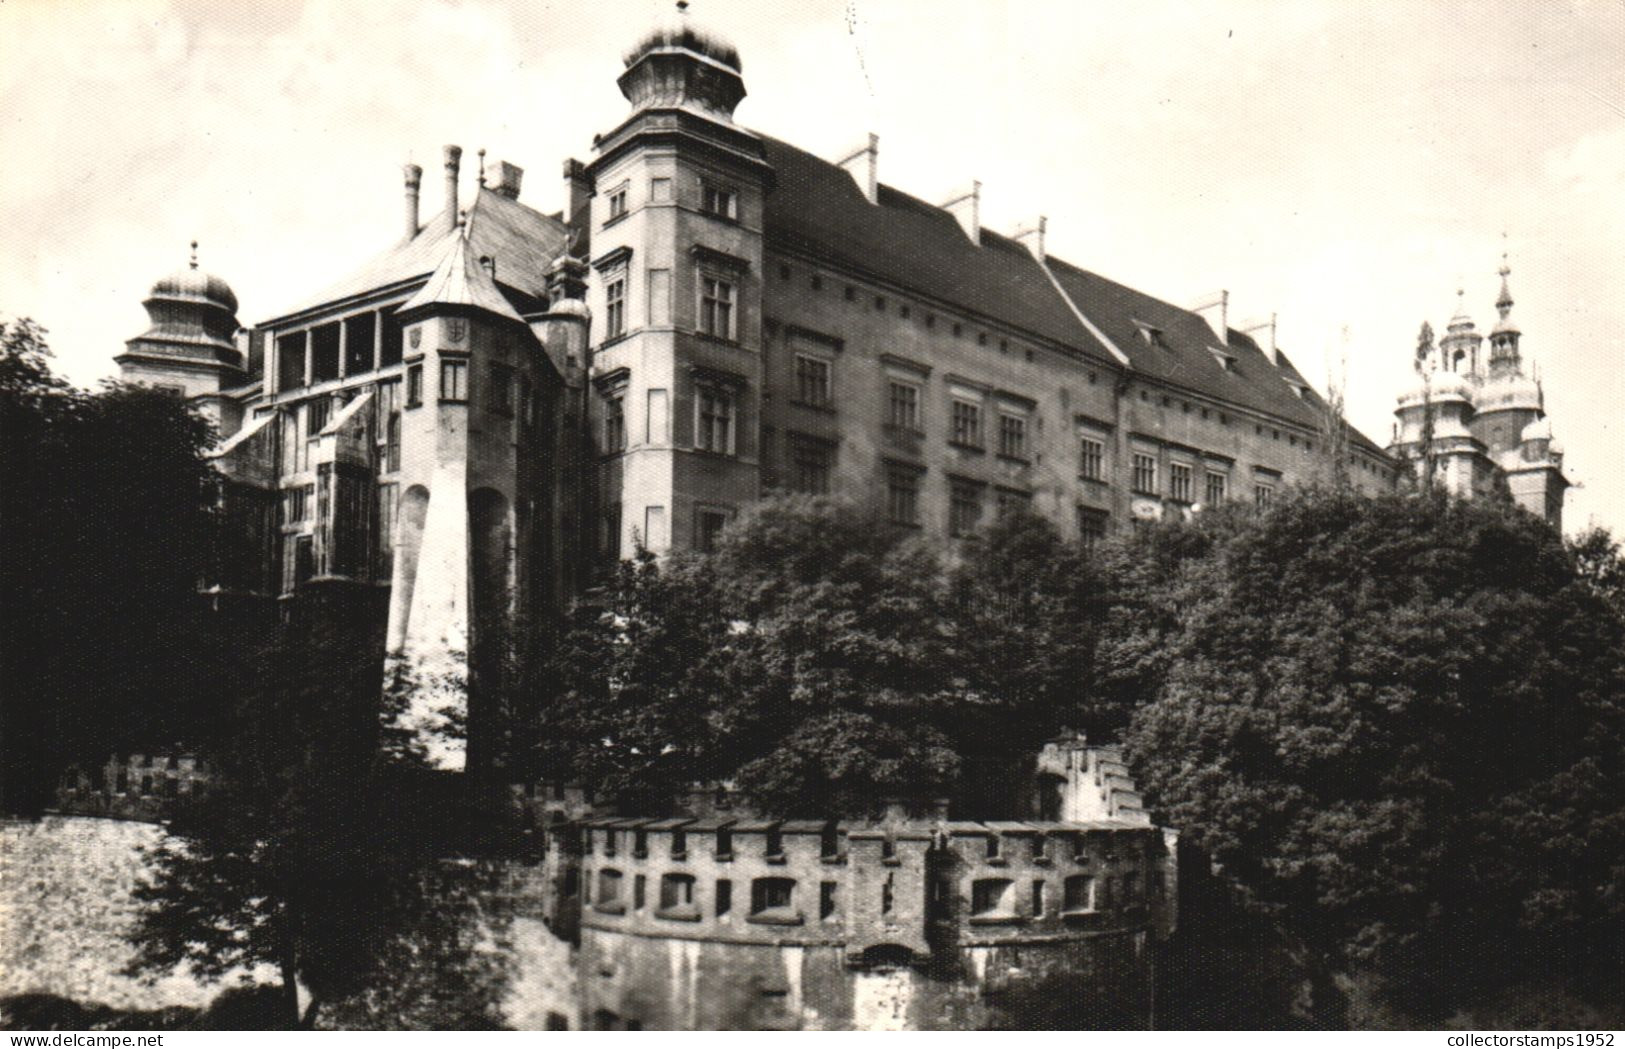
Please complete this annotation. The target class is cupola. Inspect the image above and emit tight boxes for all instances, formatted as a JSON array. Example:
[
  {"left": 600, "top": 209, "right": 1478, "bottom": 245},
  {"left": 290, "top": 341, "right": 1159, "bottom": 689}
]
[
  {"left": 131, "top": 241, "right": 242, "bottom": 362},
  {"left": 618, "top": 1, "right": 746, "bottom": 120}
]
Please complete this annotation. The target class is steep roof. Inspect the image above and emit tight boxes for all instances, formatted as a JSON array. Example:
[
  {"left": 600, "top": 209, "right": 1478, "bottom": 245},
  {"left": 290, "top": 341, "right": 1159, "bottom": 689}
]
[
  {"left": 398, "top": 218, "right": 528, "bottom": 324},
  {"left": 759, "top": 135, "right": 1115, "bottom": 360},
  {"left": 759, "top": 132, "right": 1386, "bottom": 456},
  {"left": 265, "top": 187, "right": 569, "bottom": 324}
]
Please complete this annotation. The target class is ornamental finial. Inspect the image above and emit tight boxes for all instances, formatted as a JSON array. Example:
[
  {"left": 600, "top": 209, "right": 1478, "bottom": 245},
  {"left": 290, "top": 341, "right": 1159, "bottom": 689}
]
[{"left": 189, "top": 240, "right": 199, "bottom": 270}]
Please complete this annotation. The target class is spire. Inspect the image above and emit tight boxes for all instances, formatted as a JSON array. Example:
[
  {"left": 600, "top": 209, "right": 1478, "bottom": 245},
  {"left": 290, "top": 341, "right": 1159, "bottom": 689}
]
[
  {"left": 1496, "top": 254, "right": 1514, "bottom": 318},
  {"left": 189, "top": 239, "right": 199, "bottom": 270},
  {"left": 1447, "top": 287, "right": 1473, "bottom": 329}
]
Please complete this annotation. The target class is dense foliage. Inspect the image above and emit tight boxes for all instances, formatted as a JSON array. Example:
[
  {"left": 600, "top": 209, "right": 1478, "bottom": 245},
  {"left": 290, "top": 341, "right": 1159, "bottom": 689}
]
[
  {"left": 1116, "top": 489, "right": 1625, "bottom": 1019},
  {"left": 527, "top": 495, "right": 1105, "bottom": 815},
  {"left": 0, "top": 319, "right": 219, "bottom": 813}
]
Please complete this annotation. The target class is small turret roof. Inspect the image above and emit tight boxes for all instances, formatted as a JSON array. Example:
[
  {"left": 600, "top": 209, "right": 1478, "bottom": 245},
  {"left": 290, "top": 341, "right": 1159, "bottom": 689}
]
[{"left": 398, "top": 216, "right": 527, "bottom": 324}]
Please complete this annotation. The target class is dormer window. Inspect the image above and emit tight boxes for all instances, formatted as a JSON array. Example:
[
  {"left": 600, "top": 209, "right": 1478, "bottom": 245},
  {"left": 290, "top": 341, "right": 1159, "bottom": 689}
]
[
  {"left": 1133, "top": 321, "right": 1168, "bottom": 349},
  {"left": 1208, "top": 348, "right": 1238, "bottom": 372}
]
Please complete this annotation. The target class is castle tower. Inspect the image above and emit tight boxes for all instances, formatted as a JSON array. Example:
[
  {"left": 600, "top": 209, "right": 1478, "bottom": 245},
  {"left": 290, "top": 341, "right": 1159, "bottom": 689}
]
[
  {"left": 583, "top": 1, "right": 774, "bottom": 559},
  {"left": 384, "top": 207, "right": 564, "bottom": 772},
  {"left": 117, "top": 242, "right": 246, "bottom": 433}
]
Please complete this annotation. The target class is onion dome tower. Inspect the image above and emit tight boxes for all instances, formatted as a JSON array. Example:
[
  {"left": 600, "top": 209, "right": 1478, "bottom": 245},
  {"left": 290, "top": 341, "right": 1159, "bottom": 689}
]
[
  {"left": 617, "top": 0, "right": 746, "bottom": 120},
  {"left": 116, "top": 241, "right": 245, "bottom": 429}
]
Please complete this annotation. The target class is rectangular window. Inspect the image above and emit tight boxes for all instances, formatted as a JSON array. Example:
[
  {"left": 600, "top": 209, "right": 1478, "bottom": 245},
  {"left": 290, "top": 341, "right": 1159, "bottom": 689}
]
[
  {"left": 603, "top": 391, "right": 626, "bottom": 453},
  {"left": 971, "top": 878, "right": 1013, "bottom": 917},
  {"left": 1205, "top": 470, "right": 1228, "bottom": 505},
  {"left": 789, "top": 437, "right": 832, "bottom": 495},
  {"left": 376, "top": 380, "right": 401, "bottom": 472},
  {"left": 1255, "top": 483, "right": 1275, "bottom": 508},
  {"left": 439, "top": 358, "right": 468, "bottom": 402},
  {"left": 1080, "top": 436, "right": 1105, "bottom": 481},
  {"left": 701, "top": 182, "right": 737, "bottom": 219},
  {"left": 699, "top": 275, "right": 735, "bottom": 340},
  {"left": 1132, "top": 452, "right": 1158, "bottom": 495},
  {"left": 696, "top": 508, "right": 730, "bottom": 554},
  {"left": 650, "top": 177, "right": 672, "bottom": 203},
  {"left": 406, "top": 363, "right": 423, "bottom": 407},
  {"left": 696, "top": 384, "right": 734, "bottom": 454},
  {"left": 820, "top": 881, "right": 837, "bottom": 921},
  {"left": 607, "top": 183, "right": 628, "bottom": 221},
  {"left": 886, "top": 466, "right": 920, "bottom": 527},
  {"left": 751, "top": 877, "right": 794, "bottom": 915},
  {"left": 1170, "top": 462, "right": 1193, "bottom": 503},
  {"left": 1064, "top": 875, "right": 1094, "bottom": 913},
  {"left": 308, "top": 396, "right": 330, "bottom": 435},
  {"left": 659, "top": 873, "right": 695, "bottom": 912},
  {"left": 597, "top": 869, "right": 623, "bottom": 907},
  {"left": 950, "top": 478, "right": 982, "bottom": 537},
  {"left": 794, "top": 354, "right": 831, "bottom": 408},
  {"left": 605, "top": 274, "right": 626, "bottom": 339},
  {"left": 489, "top": 363, "right": 514, "bottom": 415},
  {"left": 281, "top": 486, "right": 309, "bottom": 526},
  {"left": 1076, "top": 507, "right": 1108, "bottom": 549},
  {"left": 998, "top": 412, "right": 1028, "bottom": 460},
  {"left": 634, "top": 874, "right": 646, "bottom": 911},
  {"left": 1032, "top": 879, "right": 1046, "bottom": 918},
  {"left": 950, "top": 398, "right": 982, "bottom": 448},
  {"left": 887, "top": 380, "right": 920, "bottom": 431},
  {"left": 715, "top": 879, "right": 732, "bottom": 916}
]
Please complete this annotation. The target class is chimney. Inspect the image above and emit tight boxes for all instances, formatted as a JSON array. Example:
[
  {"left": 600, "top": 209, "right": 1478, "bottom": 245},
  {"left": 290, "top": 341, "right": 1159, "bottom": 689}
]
[
  {"left": 837, "top": 133, "right": 879, "bottom": 204},
  {"left": 490, "top": 160, "right": 524, "bottom": 200},
  {"left": 1237, "top": 313, "right": 1280, "bottom": 364},
  {"left": 403, "top": 162, "right": 423, "bottom": 241},
  {"left": 563, "top": 157, "right": 593, "bottom": 237},
  {"left": 442, "top": 144, "right": 463, "bottom": 230},
  {"left": 941, "top": 180, "right": 981, "bottom": 244},
  {"left": 1012, "top": 215, "right": 1047, "bottom": 261},
  {"left": 1190, "top": 290, "right": 1229, "bottom": 345}
]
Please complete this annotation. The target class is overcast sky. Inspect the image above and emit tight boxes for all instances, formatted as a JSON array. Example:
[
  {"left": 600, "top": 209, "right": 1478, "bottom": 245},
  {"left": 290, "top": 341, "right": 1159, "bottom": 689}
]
[{"left": 3, "top": 0, "right": 1621, "bottom": 533}]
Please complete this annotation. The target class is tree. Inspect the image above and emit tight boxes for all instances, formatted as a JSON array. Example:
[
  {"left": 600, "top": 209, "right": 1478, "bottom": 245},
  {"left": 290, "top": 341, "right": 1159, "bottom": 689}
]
[
  {"left": 527, "top": 496, "right": 1115, "bottom": 817},
  {"left": 1113, "top": 488, "right": 1625, "bottom": 1019},
  {"left": 126, "top": 594, "right": 511, "bottom": 1029},
  {"left": 0, "top": 318, "right": 218, "bottom": 813}
]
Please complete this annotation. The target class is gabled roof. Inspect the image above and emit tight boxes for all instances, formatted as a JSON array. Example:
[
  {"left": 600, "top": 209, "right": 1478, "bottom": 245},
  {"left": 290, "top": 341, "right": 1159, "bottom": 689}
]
[
  {"left": 398, "top": 217, "right": 528, "bottom": 324},
  {"left": 264, "top": 187, "right": 569, "bottom": 324},
  {"left": 759, "top": 135, "right": 1115, "bottom": 360}
]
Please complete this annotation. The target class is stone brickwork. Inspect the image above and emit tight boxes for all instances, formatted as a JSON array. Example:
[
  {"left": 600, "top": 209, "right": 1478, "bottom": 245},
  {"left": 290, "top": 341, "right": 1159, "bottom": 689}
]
[{"left": 54, "top": 754, "right": 208, "bottom": 823}]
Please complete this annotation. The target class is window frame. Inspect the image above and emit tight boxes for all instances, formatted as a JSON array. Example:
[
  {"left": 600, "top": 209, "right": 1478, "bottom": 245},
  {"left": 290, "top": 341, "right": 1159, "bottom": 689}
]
[
  {"left": 604, "top": 270, "right": 627, "bottom": 340},
  {"left": 950, "top": 397, "right": 983, "bottom": 450},
  {"left": 1131, "top": 451, "right": 1159, "bottom": 495},
  {"left": 1079, "top": 435, "right": 1106, "bottom": 481},
  {"left": 698, "top": 272, "right": 737, "bottom": 341},
  {"left": 438, "top": 356, "right": 469, "bottom": 403},
  {"left": 887, "top": 378, "right": 922, "bottom": 433},
  {"left": 793, "top": 353, "right": 833, "bottom": 409},
  {"left": 997, "top": 410, "right": 1029, "bottom": 461},
  {"left": 694, "top": 381, "right": 737, "bottom": 456},
  {"left": 701, "top": 181, "right": 738, "bottom": 221},
  {"left": 885, "top": 464, "right": 922, "bottom": 528}
]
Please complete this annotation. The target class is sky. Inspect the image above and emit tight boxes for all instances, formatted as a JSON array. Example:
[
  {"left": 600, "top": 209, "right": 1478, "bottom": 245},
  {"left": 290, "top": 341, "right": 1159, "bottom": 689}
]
[{"left": 3, "top": 0, "right": 1622, "bottom": 533}]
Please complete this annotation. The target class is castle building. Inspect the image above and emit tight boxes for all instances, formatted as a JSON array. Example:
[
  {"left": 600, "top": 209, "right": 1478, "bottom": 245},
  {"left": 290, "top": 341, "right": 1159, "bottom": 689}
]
[
  {"left": 1388, "top": 264, "right": 1569, "bottom": 527},
  {"left": 117, "top": 8, "right": 1410, "bottom": 768}
]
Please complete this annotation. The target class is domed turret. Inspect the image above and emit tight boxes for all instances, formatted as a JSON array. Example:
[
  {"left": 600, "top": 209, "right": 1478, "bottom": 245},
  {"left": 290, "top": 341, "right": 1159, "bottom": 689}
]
[
  {"left": 1438, "top": 288, "right": 1482, "bottom": 375},
  {"left": 126, "top": 242, "right": 242, "bottom": 365},
  {"left": 618, "top": 1, "right": 746, "bottom": 120}
]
